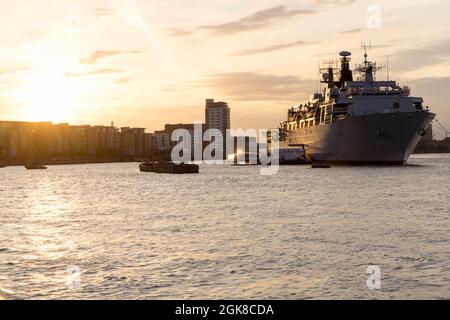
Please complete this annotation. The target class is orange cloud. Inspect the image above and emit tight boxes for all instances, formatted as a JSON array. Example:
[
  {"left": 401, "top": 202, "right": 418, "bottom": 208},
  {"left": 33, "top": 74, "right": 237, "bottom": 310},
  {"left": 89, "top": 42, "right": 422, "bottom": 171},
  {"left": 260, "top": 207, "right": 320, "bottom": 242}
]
[
  {"left": 80, "top": 50, "right": 142, "bottom": 65},
  {"left": 115, "top": 77, "right": 130, "bottom": 84},
  {"left": 199, "top": 6, "right": 315, "bottom": 35},
  {"left": 64, "top": 69, "right": 123, "bottom": 77},
  {"left": 230, "top": 40, "right": 317, "bottom": 56}
]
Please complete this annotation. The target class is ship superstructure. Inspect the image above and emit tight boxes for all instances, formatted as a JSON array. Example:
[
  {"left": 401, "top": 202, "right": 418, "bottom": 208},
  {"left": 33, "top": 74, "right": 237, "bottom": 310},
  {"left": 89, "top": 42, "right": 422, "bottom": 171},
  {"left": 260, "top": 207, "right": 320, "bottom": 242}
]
[{"left": 279, "top": 48, "right": 435, "bottom": 164}]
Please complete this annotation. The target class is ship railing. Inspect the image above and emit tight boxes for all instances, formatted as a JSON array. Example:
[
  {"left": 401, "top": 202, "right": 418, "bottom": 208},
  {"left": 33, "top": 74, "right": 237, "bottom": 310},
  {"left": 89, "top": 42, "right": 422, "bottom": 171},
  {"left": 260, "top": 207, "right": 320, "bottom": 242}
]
[
  {"left": 349, "top": 89, "right": 405, "bottom": 96},
  {"left": 324, "top": 105, "right": 334, "bottom": 124}
]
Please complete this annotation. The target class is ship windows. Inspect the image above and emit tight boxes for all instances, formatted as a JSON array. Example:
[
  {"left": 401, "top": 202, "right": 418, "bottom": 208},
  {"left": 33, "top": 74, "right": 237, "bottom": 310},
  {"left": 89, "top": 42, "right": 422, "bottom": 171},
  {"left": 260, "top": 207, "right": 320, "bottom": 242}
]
[{"left": 414, "top": 102, "right": 423, "bottom": 110}]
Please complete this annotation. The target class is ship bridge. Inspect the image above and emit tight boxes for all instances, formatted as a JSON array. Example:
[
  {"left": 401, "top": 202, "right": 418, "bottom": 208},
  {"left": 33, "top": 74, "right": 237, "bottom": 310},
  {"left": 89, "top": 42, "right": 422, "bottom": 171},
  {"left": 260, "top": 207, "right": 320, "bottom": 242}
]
[{"left": 343, "top": 80, "right": 410, "bottom": 96}]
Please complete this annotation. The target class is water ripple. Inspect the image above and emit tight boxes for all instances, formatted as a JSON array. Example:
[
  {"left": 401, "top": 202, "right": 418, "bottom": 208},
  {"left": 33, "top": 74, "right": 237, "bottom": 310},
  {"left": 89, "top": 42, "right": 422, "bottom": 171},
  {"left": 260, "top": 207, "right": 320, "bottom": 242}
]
[{"left": 0, "top": 155, "right": 449, "bottom": 299}]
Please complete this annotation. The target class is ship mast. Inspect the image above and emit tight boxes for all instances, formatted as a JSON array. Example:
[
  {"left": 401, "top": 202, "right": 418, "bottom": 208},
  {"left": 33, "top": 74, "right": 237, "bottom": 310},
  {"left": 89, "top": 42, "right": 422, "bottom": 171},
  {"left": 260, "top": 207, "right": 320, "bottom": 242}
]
[{"left": 355, "top": 42, "right": 384, "bottom": 83}]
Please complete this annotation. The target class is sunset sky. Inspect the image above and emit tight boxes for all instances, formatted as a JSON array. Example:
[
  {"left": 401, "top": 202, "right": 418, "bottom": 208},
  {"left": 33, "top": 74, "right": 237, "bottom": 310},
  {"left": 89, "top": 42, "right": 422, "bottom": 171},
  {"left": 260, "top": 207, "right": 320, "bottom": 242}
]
[{"left": 0, "top": 0, "right": 449, "bottom": 136}]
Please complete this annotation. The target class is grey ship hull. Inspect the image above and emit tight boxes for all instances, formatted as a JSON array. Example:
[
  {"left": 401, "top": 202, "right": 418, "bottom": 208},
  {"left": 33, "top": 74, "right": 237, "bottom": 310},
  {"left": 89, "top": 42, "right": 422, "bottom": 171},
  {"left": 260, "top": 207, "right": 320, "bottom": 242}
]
[{"left": 287, "top": 111, "right": 435, "bottom": 164}]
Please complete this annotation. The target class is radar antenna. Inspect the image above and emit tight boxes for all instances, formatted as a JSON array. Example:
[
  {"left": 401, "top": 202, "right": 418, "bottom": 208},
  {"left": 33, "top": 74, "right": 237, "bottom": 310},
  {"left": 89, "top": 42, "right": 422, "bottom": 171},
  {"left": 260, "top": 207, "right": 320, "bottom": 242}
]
[
  {"left": 361, "top": 42, "right": 372, "bottom": 67},
  {"left": 318, "top": 57, "right": 339, "bottom": 87},
  {"left": 355, "top": 42, "right": 385, "bottom": 82},
  {"left": 387, "top": 55, "right": 390, "bottom": 81}
]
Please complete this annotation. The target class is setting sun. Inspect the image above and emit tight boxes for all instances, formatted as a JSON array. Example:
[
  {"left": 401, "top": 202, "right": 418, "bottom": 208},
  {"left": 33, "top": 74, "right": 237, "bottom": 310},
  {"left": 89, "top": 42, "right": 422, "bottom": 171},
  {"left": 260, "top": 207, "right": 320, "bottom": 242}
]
[{"left": 11, "top": 69, "right": 81, "bottom": 123}]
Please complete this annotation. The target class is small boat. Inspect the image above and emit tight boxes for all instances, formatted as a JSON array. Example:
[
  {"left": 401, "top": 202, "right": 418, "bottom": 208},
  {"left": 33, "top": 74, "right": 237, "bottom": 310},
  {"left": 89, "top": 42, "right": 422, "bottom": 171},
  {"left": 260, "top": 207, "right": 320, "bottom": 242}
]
[
  {"left": 139, "top": 162, "right": 155, "bottom": 172},
  {"left": 25, "top": 163, "right": 47, "bottom": 170},
  {"left": 277, "top": 146, "right": 310, "bottom": 165},
  {"left": 140, "top": 161, "right": 199, "bottom": 174},
  {"left": 228, "top": 152, "right": 261, "bottom": 166}
]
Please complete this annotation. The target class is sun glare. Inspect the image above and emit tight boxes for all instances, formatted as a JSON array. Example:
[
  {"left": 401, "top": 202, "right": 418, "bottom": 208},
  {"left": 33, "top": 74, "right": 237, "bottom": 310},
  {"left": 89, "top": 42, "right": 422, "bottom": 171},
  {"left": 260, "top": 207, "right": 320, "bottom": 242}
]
[{"left": 12, "top": 70, "right": 81, "bottom": 123}]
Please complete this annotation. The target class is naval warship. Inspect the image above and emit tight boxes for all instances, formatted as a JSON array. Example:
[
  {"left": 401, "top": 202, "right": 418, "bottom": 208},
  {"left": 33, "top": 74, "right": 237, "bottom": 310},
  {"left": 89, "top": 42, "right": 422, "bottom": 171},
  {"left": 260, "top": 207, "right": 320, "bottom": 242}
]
[{"left": 278, "top": 49, "right": 435, "bottom": 164}]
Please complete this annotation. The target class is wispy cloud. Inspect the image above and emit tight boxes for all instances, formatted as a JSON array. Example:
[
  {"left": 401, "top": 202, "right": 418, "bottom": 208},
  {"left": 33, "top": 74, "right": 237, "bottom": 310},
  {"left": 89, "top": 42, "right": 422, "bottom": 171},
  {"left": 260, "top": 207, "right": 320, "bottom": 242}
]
[
  {"left": 80, "top": 50, "right": 141, "bottom": 65},
  {"left": 408, "top": 76, "right": 450, "bottom": 129},
  {"left": 109, "top": 0, "right": 177, "bottom": 71},
  {"left": 230, "top": 40, "right": 316, "bottom": 56},
  {"left": 115, "top": 77, "right": 130, "bottom": 84},
  {"left": 199, "top": 5, "right": 315, "bottom": 36},
  {"left": 64, "top": 69, "right": 123, "bottom": 77},
  {"left": 314, "top": 0, "right": 356, "bottom": 5},
  {"left": 164, "top": 28, "right": 193, "bottom": 37},
  {"left": 391, "top": 39, "right": 450, "bottom": 73},
  {"left": 206, "top": 72, "right": 316, "bottom": 101},
  {"left": 0, "top": 66, "right": 30, "bottom": 75},
  {"left": 94, "top": 7, "right": 114, "bottom": 17},
  {"left": 80, "top": 51, "right": 122, "bottom": 65},
  {"left": 339, "top": 28, "right": 362, "bottom": 35},
  {"left": 165, "top": 2, "right": 356, "bottom": 38}
]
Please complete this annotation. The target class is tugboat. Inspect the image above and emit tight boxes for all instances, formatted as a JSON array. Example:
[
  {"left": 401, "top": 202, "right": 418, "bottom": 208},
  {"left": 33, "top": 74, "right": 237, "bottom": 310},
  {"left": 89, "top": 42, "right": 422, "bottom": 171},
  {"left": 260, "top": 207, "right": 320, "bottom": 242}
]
[{"left": 139, "top": 161, "right": 199, "bottom": 174}]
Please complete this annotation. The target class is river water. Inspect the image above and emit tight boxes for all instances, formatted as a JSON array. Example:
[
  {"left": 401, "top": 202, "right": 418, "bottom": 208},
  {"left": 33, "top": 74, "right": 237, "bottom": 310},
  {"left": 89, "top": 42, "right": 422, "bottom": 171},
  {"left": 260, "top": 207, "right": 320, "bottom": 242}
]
[{"left": 0, "top": 154, "right": 449, "bottom": 299}]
